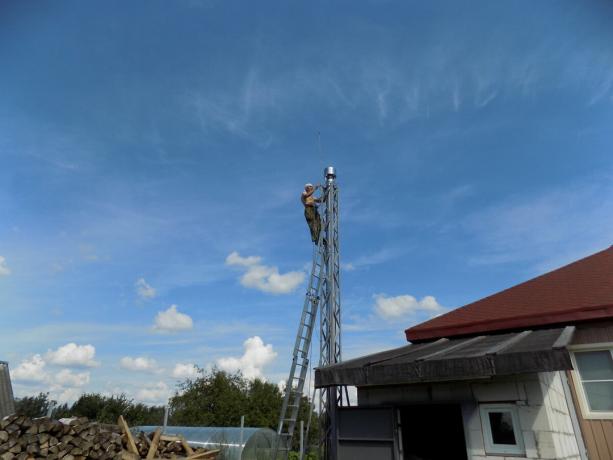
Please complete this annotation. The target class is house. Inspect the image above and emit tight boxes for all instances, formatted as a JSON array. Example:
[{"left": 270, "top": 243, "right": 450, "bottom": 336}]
[{"left": 316, "top": 246, "right": 613, "bottom": 460}]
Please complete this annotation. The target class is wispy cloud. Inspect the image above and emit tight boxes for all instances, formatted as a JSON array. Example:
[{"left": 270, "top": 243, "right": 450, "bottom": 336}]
[
  {"left": 135, "top": 277, "right": 157, "bottom": 300},
  {"left": 462, "top": 173, "right": 613, "bottom": 272},
  {"left": 0, "top": 256, "right": 11, "bottom": 276},
  {"left": 120, "top": 356, "right": 160, "bottom": 373}
]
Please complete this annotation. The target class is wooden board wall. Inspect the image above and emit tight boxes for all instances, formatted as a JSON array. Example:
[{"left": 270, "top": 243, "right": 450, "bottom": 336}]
[{"left": 568, "top": 320, "right": 613, "bottom": 460}]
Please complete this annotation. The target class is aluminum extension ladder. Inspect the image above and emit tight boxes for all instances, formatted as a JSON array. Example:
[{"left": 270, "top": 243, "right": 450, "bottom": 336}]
[{"left": 274, "top": 206, "right": 327, "bottom": 459}]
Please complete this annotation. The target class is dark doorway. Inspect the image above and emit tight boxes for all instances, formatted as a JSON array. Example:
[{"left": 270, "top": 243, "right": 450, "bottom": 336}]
[{"left": 400, "top": 404, "right": 467, "bottom": 460}]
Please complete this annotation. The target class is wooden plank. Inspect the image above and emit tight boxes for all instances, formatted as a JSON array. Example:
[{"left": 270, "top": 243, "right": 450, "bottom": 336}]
[
  {"left": 582, "top": 422, "right": 600, "bottom": 460},
  {"left": 121, "top": 450, "right": 141, "bottom": 460},
  {"left": 187, "top": 449, "right": 220, "bottom": 459},
  {"left": 179, "top": 435, "right": 194, "bottom": 456},
  {"left": 161, "top": 434, "right": 182, "bottom": 442},
  {"left": 146, "top": 427, "right": 162, "bottom": 460},
  {"left": 117, "top": 416, "right": 139, "bottom": 455},
  {"left": 552, "top": 325, "right": 575, "bottom": 349},
  {"left": 566, "top": 371, "right": 600, "bottom": 460},
  {"left": 591, "top": 421, "right": 609, "bottom": 460},
  {"left": 600, "top": 420, "right": 613, "bottom": 457}
]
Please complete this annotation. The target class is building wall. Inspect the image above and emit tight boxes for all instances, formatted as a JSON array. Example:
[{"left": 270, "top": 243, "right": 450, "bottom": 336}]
[
  {"left": 358, "top": 371, "right": 582, "bottom": 460},
  {"left": 568, "top": 320, "right": 613, "bottom": 460},
  {"left": 0, "top": 361, "right": 15, "bottom": 418}
]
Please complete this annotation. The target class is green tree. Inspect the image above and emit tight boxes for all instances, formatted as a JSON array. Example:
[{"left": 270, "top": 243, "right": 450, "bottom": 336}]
[
  {"left": 170, "top": 368, "right": 247, "bottom": 426},
  {"left": 14, "top": 392, "right": 55, "bottom": 418},
  {"left": 66, "top": 393, "right": 164, "bottom": 426},
  {"left": 169, "top": 368, "right": 319, "bottom": 455},
  {"left": 244, "top": 378, "right": 282, "bottom": 429}
]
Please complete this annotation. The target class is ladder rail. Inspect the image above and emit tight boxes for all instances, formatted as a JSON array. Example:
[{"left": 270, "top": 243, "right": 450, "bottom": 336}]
[{"left": 275, "top": 209, "right": 327, "bottom": 457}]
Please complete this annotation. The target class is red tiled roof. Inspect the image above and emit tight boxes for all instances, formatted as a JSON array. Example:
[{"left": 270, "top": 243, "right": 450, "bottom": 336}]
[{"left": 405, "top": 246, "right": 613, "bottom": 342}]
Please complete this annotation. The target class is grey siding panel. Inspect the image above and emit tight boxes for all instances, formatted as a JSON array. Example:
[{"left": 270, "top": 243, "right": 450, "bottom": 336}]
[{"left": 0, "top": 361, "right": 15, "bottom": 417}]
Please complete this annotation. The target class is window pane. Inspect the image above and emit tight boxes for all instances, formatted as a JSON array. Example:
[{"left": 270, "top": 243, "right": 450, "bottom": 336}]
[
  {"left": 575, "top": 351, "right": 613, "bottom": 380},
  {"left": 488, "top": 411, "right": 517, "bottom": 445},
  {"left": 584, "top": 382, "right": 613, "bottom": 412}
]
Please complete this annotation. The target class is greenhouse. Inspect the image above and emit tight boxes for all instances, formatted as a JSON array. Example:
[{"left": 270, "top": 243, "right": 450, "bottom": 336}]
[{"left": 133, "top": 426, "right": 280, "bottom": 460}]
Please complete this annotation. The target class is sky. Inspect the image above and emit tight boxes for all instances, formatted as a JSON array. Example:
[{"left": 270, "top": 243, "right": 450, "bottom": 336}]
[{"left": 1, "top": 0, "right": 613, "bottom": 407}]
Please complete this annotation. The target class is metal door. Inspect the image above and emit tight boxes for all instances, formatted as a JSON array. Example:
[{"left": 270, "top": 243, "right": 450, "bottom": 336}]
[{"left": 337, "top": 407, "right": 400, "bottom": 460}]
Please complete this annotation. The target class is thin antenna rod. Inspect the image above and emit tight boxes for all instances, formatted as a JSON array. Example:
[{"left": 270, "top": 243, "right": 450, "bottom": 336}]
[{"left": 317, "top": 131, "right": 323, "bottom": 166}]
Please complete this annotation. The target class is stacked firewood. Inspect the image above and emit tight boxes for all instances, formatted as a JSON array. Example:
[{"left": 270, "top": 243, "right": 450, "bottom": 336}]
[
  {"left": 128, "top": 430, "right": 218, "bottom": 460},
  {"left": 0, "top": 415, "right": 219, "bottom": 460},
  {"left": 0, "top": 415, "right": 123, "bottom": 459}
]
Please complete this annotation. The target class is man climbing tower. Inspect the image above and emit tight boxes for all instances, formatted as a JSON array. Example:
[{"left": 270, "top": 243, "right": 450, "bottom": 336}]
[{"left": 301, "top": 183, "right": 322, "bottom": 243}]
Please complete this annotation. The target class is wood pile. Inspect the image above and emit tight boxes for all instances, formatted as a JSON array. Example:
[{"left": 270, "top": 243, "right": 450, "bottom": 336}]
[
  {"left": 0, "top": 415, "right": 219, "bottom": 460},
  {"left": 121, "top": 417, "right": 219, "bottom": 460},
  {"left": 0, "top": 414, "right": 123, "bottom": 459}
]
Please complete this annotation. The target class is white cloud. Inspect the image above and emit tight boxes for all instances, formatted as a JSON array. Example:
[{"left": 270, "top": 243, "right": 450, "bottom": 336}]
[
  {"left": 153, "top": 305, "right": 194, "bottom": 332},
  {"left": 225, "top": 251, "right": 304, "bottom": 294},
  {"left": 374, "top": 294, "right": 443, "bottom": 320},
  {"left": 217, "top": 336, "right": 277, "bottom": 380},
  {"left": 120, "top": 356, "right": 159, "bottom": 373},
  {"left": 55, "top": 369, "right": 90, "bottom": 387},
  {"left": 225, "top": 252, "right": 262, "bottom": 267},
  {"left": 0, "top": 256, "right": 11, "bottom": 276},
  {"left": 46, "top": 343, "right": 99, "bottom": 367},
  {"left": 11, "top": 355, "right": 48, "bottom": 382},
  {"left": 135, "top": 278, "right": 156, "bottom": 300},
  {"left": 54, "top": 387, "right": 82, "bottom": 404},
  {"left": 172, "top": 363, "right": 199, "bottom": 379},
  {"left": 136, "top": 381, "right": 170, "bottom": 404}
]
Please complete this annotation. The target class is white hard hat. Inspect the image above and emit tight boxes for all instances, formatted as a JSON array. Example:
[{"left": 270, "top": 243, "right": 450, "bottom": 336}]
[{"left": 305, "top": 183, "right": 313, "bottom": 188}]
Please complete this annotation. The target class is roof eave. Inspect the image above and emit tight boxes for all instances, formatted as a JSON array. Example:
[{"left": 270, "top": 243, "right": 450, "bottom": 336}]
[{"left": 405, "top": 303, "right": 613, "bottom": 342}]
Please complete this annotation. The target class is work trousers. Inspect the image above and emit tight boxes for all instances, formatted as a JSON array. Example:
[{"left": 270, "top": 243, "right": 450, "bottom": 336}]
[{"left": 304, "top": 206, "right": 321, "bottom": 243}]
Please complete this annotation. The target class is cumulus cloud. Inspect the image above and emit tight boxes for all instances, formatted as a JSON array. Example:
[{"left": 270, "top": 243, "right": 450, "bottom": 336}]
[
  {"left": 217, "top": 336, "right": 277, "bottom": 380},
  {"left": 0, "top": 256, "right": 10, "bottom": 276},
  {"left": 374, "top": 294, "right": 443, "bottom": 320},
  {"left": 135, "top": 278, "right": 156, "bottom": 300},
  {"left": 46, "top": 343, "right": 99, "bottom": 367},
  {"left": 55, "top": 369, "right": 90, "bottom": 387},
  {"left": 55, "top": 387, "right": 83, "bottom": 404},
  {"left": 120, "top": 356, "right": 159, "bottom": 373},
  {"left": 225, "top": 251, "right": 304, "bottom": 294},
  {"left": 172, "top": 363, "right": 199, "bottom": 379},
  {"left": 11, "top": 355, "right": 48, "bottom": 382},
  {"left": 136, "top": 381, "right": 170, "bottom": 404},
  {"left": 153, "top": 305, "right": 194, "bottom": 332}
]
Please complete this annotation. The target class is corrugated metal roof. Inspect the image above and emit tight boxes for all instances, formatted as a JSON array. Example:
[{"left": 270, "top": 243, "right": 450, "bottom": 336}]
[
  {"left": 406, "top": 246, "right": 613, "bottom": 342},
  {"left": 315, "top": 327, "right": 574, "bottom": 388}
]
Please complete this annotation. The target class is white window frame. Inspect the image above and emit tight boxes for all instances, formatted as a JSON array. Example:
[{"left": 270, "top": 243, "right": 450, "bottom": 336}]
[
  {"left": 569, "top": 343, "right": 613, "bottom": 420},
  {"left": 479, "top": 404, "right": 525, "bottom": 456}
]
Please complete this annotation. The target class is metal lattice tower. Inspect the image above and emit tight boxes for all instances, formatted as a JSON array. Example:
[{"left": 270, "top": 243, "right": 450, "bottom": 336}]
[
  {"left": 275, "top": 166, "right": 341, "bottom": 460},
  {"left": 318, "top": 166, "right": 341, "bottom": 460}
]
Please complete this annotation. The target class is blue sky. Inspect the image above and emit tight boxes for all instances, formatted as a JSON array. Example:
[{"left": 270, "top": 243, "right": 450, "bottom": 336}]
[{"left": 1, "top": 0, "right": 613, "bottom": 405}]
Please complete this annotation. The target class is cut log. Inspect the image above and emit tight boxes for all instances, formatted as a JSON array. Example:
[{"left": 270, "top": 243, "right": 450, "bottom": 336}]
[
  {"left": 146, "top": 428, "right": 162, "bottom": 460},
  {"left": 117, "top": 416, "right": 138, "bottom": 455}
]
